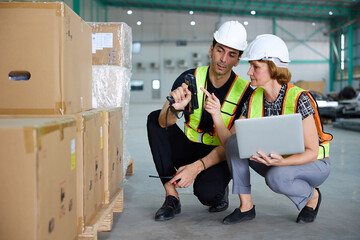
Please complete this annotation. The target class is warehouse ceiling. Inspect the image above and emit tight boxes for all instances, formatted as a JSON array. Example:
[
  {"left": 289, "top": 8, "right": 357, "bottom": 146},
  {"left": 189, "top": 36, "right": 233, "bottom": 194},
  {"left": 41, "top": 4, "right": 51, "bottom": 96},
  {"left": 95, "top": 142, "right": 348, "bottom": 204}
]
[{"left": 101, "top": 0, "right": 360, "bottom": 22}]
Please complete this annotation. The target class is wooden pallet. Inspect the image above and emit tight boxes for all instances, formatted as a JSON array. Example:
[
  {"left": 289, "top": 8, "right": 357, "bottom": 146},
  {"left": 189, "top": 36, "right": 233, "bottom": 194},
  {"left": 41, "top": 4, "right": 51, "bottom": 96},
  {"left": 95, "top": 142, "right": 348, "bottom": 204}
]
[
  {"left": 78, "top": 188, "right": 124, "bottom": 240},
  {"left": 126, "top": 158, "right": 134, "bottom": 176}
]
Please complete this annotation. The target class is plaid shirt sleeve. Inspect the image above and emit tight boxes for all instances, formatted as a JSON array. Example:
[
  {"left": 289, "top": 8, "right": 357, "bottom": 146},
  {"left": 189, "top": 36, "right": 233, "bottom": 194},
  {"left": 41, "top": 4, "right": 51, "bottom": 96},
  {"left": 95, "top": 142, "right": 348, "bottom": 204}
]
[{"left": 296, "top": 92, "right": 315, "bottom": 120}]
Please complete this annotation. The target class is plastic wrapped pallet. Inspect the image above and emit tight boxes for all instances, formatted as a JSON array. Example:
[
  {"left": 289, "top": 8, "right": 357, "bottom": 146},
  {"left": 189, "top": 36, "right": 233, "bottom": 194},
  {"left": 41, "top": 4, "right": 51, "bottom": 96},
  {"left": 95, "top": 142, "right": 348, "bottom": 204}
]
[
  {"left": 89, "top": 22, "right": 132, "bottom": 69},
  {"left": 92, "top": 65, "right": 131, "bottom": 178},
  {"left": 90, "top": 22, "right": 133, "bottom": 180}
]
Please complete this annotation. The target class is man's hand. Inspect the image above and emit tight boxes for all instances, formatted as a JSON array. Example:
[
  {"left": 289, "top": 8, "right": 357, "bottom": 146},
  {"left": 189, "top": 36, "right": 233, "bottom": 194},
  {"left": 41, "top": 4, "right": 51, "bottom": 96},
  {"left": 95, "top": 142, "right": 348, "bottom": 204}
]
[
  {"left": 169, "top": 83, "right": 192, "bottom": 110},
  {"left": 169, "top": 161, "right": 203, "bottom": 188},
  {"left": 201, "top": 87, "right": 221, "bottom": 117}
]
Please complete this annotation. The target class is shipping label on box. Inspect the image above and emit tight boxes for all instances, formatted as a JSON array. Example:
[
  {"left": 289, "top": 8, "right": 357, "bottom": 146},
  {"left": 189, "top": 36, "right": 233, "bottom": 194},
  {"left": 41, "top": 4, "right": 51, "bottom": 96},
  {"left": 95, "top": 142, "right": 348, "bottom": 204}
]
[
  {"left": 0, "top": 117, "right": 78, "bottom": 240},
  {"left": 0, "top": 2, "right": 92, "bottom": 115},
  {"left": 89, "top": 22, "right": 132, "bottom": 69}
]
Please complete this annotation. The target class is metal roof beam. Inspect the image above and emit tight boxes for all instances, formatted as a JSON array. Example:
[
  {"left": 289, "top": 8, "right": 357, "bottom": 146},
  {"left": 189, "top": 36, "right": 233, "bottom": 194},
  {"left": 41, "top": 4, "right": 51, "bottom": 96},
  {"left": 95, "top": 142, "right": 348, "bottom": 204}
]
[{"left": 101, "top": 0, "right": 352, "bottom": 17}]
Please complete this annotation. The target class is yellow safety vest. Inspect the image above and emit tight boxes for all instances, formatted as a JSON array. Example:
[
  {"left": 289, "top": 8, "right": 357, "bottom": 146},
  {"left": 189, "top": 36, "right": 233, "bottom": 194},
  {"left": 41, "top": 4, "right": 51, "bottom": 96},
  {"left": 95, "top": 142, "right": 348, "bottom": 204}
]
[
  {"left": 184, "top": 66, "right": 250, "bottom": 146},
  {"left": 248, "top": 83, "right": 332, "bottom": 159}
]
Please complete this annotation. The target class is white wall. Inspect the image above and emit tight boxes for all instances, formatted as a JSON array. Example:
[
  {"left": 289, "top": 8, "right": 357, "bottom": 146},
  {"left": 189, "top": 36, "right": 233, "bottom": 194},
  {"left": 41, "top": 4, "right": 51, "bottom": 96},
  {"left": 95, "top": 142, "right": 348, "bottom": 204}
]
[{"left": 106, "top": 7, "right": 331, "bottom": 103}]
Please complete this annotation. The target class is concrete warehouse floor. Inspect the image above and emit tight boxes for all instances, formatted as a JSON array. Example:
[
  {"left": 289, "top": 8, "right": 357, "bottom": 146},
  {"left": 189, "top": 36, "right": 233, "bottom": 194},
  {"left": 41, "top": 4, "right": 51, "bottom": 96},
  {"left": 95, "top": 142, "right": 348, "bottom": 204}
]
[{"left": 98, "top": 102, "right": 360, "bottom": 240}]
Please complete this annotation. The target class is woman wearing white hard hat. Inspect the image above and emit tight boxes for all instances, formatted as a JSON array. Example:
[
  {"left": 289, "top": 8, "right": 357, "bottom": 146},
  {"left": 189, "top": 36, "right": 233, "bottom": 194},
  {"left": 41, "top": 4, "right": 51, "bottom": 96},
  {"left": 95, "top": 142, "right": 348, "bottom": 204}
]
[{"left": 201, "top": 34, "right": 332, "bottom": 224}]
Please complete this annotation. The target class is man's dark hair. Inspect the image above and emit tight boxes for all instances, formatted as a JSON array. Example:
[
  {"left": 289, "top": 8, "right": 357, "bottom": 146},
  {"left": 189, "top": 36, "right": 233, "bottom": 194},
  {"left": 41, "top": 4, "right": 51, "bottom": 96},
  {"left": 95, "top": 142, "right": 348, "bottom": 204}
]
[{"left": 212, "top": 39, "right": 243, "bottom": 57}]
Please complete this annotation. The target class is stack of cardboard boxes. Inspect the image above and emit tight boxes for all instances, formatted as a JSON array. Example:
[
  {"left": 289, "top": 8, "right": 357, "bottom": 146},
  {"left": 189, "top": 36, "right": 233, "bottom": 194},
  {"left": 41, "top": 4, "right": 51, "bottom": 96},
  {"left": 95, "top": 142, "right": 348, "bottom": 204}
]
[
  {"left": 90, "top": 22, "right": 132, "bottom": 177},
  {"left": 0, "top": 2, "right": 131, "bottom": 240}
]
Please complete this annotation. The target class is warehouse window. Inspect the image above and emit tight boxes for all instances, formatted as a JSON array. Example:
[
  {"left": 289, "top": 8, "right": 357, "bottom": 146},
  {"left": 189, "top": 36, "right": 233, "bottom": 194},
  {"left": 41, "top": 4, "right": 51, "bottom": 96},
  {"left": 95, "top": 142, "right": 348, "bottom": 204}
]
[
  {"left": 132, "top": 42, "right": 141, "bottom": 54},
  {"left": 152, "top": 79, "right": 161, "bottom": 99},
  {"left": 340, "top": 34, "right": 345, "bottom": 70},
  {"left": 152, "top": 79, "right": 160, "bottom": 90},
  {"left": 131, "top": 80, "right": 144, "bottom": 91}
]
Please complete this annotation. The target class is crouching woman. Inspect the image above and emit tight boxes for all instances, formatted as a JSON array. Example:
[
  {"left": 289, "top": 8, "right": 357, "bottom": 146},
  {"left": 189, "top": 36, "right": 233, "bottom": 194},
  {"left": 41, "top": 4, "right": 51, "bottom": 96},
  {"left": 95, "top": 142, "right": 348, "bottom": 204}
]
[{"left": 202, "top": 34, "right": 333, "bottom": 224}]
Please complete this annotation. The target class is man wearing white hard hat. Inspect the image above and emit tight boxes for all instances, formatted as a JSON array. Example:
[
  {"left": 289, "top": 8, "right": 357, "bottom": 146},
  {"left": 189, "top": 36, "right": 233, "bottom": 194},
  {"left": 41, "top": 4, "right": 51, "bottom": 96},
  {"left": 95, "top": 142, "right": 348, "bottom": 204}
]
[
  {"left": 203, "top": 34, "right": 332, "bottom": 224},
  {"left": 147, "top": 21, "right": 253, "bottom": 221}
]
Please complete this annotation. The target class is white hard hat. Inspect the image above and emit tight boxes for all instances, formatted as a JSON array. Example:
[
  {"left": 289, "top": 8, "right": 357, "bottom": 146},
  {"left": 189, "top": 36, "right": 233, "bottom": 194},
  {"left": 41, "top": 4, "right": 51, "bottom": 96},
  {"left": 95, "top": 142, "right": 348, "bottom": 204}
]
[
  {"left": 213, "top": 21, "right": 248, "bottom": 51},
  {"left": 242, "top": 34, "right": 291, "bottom": 68}
]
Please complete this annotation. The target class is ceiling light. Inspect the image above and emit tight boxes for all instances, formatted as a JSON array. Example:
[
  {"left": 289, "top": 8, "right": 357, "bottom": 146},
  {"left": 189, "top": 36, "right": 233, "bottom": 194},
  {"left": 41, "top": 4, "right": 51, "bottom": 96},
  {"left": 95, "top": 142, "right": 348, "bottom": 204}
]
[
  {"left": 189, "top": 11, "right": 194, "bottom": 15},
  {"left": 190, "top": 21, "right": 196, "bottom": 26},
  {"left": 137, "top": 21, "right": 142, "bottom": 26},
  {"left": 250, "top": 10, "right": 256, "bottom": 15},
  {"left": 244, "top": 21, "right": 249, "bottom": 26},
  {"left": 329, "top": 11, "right": 333, "bottom": 15},
  {"left": 127, "top": 10, "right": 133, "bottom": 15}
]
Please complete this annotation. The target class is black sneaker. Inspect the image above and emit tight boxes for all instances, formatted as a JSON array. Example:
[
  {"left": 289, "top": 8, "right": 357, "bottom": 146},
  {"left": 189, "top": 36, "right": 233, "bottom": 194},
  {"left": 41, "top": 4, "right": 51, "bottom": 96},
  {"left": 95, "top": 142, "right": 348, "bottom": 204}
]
[
  {"left": 154, "top": 195, "right": 181, "bottom": 221},
  {"left": 223, "top": 206, "right": 256, "bottom": 225},
  {"left": 209, "top": 186, "right": 229, "bottom": 212},
  {"left": 297, "top": 188, "right": 322, "bottom": 223}
]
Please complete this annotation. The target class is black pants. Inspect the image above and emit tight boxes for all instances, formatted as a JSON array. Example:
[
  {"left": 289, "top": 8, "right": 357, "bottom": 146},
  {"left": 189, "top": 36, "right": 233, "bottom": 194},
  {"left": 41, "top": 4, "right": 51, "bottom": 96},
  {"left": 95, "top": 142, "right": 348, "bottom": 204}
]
[{"left": 147, "top": 110, "right": 231, "bottom": 207}]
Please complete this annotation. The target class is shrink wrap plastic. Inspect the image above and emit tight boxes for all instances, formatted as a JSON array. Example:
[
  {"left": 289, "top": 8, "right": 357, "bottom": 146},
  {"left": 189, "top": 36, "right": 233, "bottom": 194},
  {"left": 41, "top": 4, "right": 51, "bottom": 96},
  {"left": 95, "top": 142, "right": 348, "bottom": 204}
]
[
  {"left": 92, "top": 65, "right": 131, "bottom": 178},
  {"left": 89, "top": 22, "right": 132, "bottom": 69}
]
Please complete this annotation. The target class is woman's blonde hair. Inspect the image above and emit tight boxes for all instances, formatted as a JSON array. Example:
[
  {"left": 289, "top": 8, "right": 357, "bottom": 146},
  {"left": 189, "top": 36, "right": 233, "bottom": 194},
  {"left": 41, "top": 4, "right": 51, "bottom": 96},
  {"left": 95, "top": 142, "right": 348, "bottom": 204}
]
[{"left": 260, "top": 60, "right": 291, "bottom": 85}]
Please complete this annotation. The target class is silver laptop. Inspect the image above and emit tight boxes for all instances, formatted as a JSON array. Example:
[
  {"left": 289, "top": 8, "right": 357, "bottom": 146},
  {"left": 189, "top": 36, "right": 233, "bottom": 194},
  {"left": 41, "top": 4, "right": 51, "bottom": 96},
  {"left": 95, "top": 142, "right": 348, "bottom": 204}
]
[{"left": 235, "top": 113, "right": 305, "bottom": 159}]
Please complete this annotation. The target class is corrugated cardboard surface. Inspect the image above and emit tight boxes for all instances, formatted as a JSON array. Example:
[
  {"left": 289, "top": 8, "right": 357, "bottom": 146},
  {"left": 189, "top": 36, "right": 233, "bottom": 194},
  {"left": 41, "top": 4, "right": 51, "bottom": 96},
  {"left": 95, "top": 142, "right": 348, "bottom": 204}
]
[
  {"left": 0, "top": 2, "right": 92, "bottom": 114},
  {"left": 0, "top": 117, "right": 77, "bottom": 240},
  {"left": 75, "top": 110, "right": 104, "bottom": 228},
  {"left": 295, "top": 80, "right": 326, "bottom": 94},
  {"left": 90, "top": 22, "right": 132, "bottom": 69},
  {"left": 0, "top": 111, "right": 109, "bottom": 233},
  {"left": 102, "top": 107, "right": 123, "bottom": 203}
]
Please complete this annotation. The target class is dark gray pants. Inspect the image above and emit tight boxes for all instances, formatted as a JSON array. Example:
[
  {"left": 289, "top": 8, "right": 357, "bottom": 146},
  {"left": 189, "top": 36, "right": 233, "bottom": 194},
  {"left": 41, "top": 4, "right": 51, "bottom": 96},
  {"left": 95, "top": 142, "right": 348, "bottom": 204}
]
[
  {"left": 226, "top": 134, "right": 331, "bottom": 210},
  {"left": 147, "top": 110, "right": 231, "bottom": 207}
]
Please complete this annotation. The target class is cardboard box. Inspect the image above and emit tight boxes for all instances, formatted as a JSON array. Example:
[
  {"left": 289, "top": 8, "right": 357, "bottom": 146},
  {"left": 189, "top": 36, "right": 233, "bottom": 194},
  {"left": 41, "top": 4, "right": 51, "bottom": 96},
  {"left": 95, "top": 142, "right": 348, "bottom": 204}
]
[
  {"left": 90, "top": 22, "right": 132, "bottom": 69},
  {"left": 0, "top": 110, "right": 106, "bottom": 234},
  {"left": 0, "top": 2, "right": 92, "bottom": 114},
  {"left": 0, "top": 117, "right": 78, "bottom": 240},
  {"left": 75, "top": 110, "right": 104, "bottom": 231},
  {"left": 101, "top": 107, "right": 123, "bottom": 203},
  {"left": 295, "top": 80, "right": 326, "bottom": 94}
]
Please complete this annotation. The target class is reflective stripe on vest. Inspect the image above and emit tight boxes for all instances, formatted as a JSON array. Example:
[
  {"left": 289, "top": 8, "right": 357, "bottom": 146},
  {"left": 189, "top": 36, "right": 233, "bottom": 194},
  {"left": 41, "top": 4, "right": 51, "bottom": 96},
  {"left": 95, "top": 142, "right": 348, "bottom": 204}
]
[
  {"left": 248, "top": 83, "right": 332, "bottom": 159},
  {"left": 185, "top": 66, "right": 250, "bottom": 146}
]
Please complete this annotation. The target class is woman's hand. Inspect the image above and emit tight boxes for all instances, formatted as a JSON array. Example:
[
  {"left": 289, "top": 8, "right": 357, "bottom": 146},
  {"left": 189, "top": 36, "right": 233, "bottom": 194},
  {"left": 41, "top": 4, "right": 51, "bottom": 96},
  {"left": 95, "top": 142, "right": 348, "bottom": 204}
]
[
  {"left": 250, "top": 151, "right": 284, "bottom": 166},
  {"left": 201, "top": 87, "right": 221, "bottom": 117}
]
